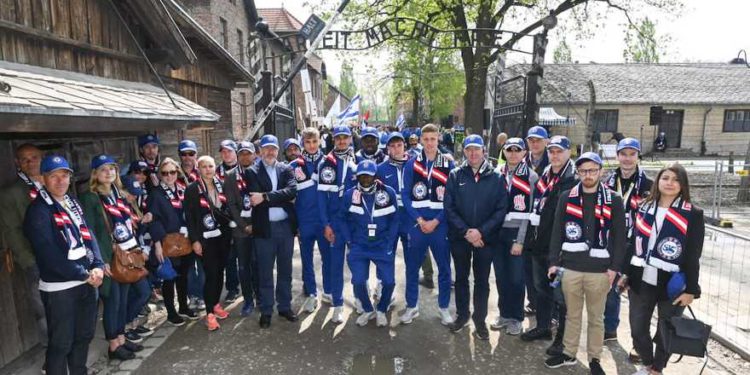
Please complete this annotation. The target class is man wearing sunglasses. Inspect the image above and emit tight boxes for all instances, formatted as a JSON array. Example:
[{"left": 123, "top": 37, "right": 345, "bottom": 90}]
[{"left": 177, "top": 140, "right": 200, "bottom": 189}]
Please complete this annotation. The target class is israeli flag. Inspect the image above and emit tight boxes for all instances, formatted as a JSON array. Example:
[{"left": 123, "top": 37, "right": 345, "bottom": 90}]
[
  {"left": 396, "top": 113, "right": 406, "bottom": 130},
  {"left": 337, "top": 94, "right": 360, "bottom": 120}
]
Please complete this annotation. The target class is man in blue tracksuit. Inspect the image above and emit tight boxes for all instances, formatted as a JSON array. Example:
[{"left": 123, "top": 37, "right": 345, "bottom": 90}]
[
  {"left": 356, "top": 126, "right": 387, "bottom": 164},
  {"left": 343, "top": 160, "right": 399, "bottom": 327},
  {"left": 317, "top": 125, "right": 358, "bottom": 323},
  {"left": 400, "top": 124, "right": 455, "bottom": 325},
  {"left": 289, "top": 127, "right": 330, "bottom": 313}
]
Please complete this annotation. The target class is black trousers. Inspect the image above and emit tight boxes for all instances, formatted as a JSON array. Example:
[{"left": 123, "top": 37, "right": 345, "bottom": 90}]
[
  {"left": 451, "top": 241, "right": 495, "bottom": 325},
  {"left": 162, "top": 254, "right": 193, "bottom": 316},
  {"left": 628, "top": 284, "right": 685, "bottom": 372},
  {"left": 41, "top": 283, "right": 98, "bottom": 375},
  {"left": 201, "top": 233, "right": 231, "bottom": 314},
  {"left": 532, "top": 254, "right": 567, "bottom": 334},
  {"left": 236, "top": 235, "right": 260, "bottom": 305}
]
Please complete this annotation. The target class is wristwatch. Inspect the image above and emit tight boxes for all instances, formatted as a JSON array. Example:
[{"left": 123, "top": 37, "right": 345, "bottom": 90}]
[{"left": 262, "top": 193, "right": 269, "bottom": 202}]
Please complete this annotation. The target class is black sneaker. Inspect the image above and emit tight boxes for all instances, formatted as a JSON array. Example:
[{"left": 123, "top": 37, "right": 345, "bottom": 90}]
[
  {"left": 473, "top": 323, "right": 490, "bottom": 341},
  {"left": 122, "top": 341, "right": 143, "bottom": 352},
  {"left": 449, "top": 316, "right": 470, "bottom": 333},
  {"left": 133, "top": 325, "right": 154, "bottom": 337},
  {"left": 168, "top": 314, "right": 186, "bottom": 326},
  {"left": 108, "top": 346, "right": 135, "bottom": 360},
  {"left": 278, "top": 310, "right": 298, "bottom": 322},
  {"left": 520, "top": 327, "right": 552, "bottom": 342},
  {"left": 224, "top": 290, "right": 239, "bottom": 304},
  {"left": 179, "top": 308, "right": 200, "bottom": 320},
  {"left": 259, "top": 314, "right": 271, "bottom": 329},
  {"left": 546, "top": 336, "right": 564, "bottom": 356},
  {"left": 124, "top": 331, "right": 143, "bottom": 344},
  {"left": 604, "top": 331, "right": 617, "bottom": 342},
  {"left": 589, "top": 359, "right": 605, "bottom": 375},
  {"left": 545, "top": 354, "right": 576, "bottom": 368}
]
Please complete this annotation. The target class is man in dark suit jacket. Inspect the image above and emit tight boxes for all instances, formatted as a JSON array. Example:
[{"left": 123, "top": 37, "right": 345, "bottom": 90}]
[{"left": 248, "top": 135, "right": 298, "bottom": 328}]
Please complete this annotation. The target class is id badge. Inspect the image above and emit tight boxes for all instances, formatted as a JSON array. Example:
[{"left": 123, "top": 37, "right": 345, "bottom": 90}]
[{"left": 368, "top": 223, "right": 377, "bottom": 240}]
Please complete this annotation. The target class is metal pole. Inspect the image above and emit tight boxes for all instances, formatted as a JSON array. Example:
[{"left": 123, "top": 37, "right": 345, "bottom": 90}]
[
  {"left": 718, "top": 160, "right": 724, "bottom": 218},
  {"left": 246, "top": 0, "right": 351, "bottom": 140},
  {"left": 712, "top": 160, "right": 718, "bottom": 219}
]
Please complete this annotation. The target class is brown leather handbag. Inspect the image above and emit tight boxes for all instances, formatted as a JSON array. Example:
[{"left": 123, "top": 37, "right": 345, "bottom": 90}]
[
  {"left": 162, "top": 233, "right": 191, "bottom": 258},
  {"left": 100, "top": 205, "right": 148, "bottom": 284}
]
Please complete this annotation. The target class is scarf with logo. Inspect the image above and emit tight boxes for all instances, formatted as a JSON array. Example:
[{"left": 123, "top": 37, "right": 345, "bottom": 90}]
[
  {"left": 501, "top": 162, "right": 532, "bottom": 221},
  {"left": 410, "top": 150, "right": 450, "bottom": 210},
  {"left": 99, "top": 185, "right": 139, "bottom": 250},
  {"left": 530, "top": 159, "right": 573, "bottom": 225},
  {"left": 196, "top": 176, "right": 227, "bottom": 239},
  {"left": 39, "top": 187, "right": 95, "bottom": 262},
  {"left": 561, "top": 183, "right": 613, "bottom": 259},
  {"left": 293, "top": 149, "right": 323, "bottom": 191},
  {"left": 632, "top": 197, "right": 691, "bottom": 272}
]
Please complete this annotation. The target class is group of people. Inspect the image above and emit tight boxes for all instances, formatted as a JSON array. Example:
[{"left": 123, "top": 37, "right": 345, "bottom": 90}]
[{"left": 1, "top": 122, "right": 704, "bottom": 375}]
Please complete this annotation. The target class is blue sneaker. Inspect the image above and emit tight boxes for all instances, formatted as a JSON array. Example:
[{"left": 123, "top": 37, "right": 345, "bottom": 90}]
[{"left": 241, "top": 301, "right": 254, "bottom": 317}]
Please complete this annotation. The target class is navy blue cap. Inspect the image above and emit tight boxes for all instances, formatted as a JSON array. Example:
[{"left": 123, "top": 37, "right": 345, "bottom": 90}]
[
  {"left": 91, "top": 154, "right": 117, "bottom": 170},
  {"left": 617, "top": 137, "right": 641, "bottom": 153},
  {"left": 283, "top": 138, "right": 301, "bottom": 151},
  {"left": 220, "top": 139, "right": 237, "bottom": 152},
  {"left": 503, "top": 137, "right": 526, "bottom": 150},
  {"left": 356, "top": 160, "right": 377, "bottom": 176},
  {"left": 138, "top": 134, "right": 159, "bottom": 148},
  {"left": 408, "top": 133, "right": 418, "bottom": 140},
  {"left": 361, "top": 126, "right": 379, "bottom": 139},
  {"left": 333, "top": 125, "right": 352, "bottom": 137},
  {"left": 547, "top": 136, "right": 571, "bottom": 150},
  {"left": 260, "top": 134, "right": 279, "bottom": 149},
  {"left": 527, "top": 126, "right": 549, "bottom": 140},
  {"left": 128, "top": 160, "right": 149, "bottom": 174},
  {"left": 41, "top": 155, "right": 73, "bottom": 174},
  {"left": 576, "top": 151, "right": 603, "bottom": 167},
  {"left": 463, "top": 134, "right": 484, "bottom": 149},
  {"left": 387, "top": 131, "right": 405, "bottom": 144},
  {"left": 121, "top": 175, "right": 145, "bottom": 196},
  {"left": 238, "top": 141, "right": 255, "bottom": 153},
  {"left": 178, "top": 140, "right": 198, "bottom": 153}
]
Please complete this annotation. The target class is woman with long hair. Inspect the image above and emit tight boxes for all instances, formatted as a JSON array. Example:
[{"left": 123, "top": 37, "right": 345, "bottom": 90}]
[
  {"left": 184, "top": 155, "right": 233, "bottom": 331},
  {"left": 80, "top": 155, "right": 146, "bottom": 360},
  {"left": 147, "top": 158, "right": 199, "bottom": 325},
  {"left": 620, "top": 163, "right": 705, "bottom": 375}
]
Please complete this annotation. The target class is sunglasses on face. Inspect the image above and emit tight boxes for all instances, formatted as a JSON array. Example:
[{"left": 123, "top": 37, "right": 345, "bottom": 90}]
[
  {"left": 180, "top": 152, "right": 196, "bottom": 157},
  {"left": 505, "top": 148, "right": 523, "bottom": 153},
  {"left": 160, "top": 170, "right": 178, "bottom": 176}
]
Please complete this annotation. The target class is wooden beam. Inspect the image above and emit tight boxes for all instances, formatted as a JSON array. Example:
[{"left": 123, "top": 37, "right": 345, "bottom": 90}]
[{"left": 0, "top": 19, "right": 142, "bottom": 62}]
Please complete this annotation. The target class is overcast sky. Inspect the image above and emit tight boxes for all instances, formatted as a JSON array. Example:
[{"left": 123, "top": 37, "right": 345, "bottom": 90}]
[{"left": 255, "top": 0, "right": 750, "bottom": 99}]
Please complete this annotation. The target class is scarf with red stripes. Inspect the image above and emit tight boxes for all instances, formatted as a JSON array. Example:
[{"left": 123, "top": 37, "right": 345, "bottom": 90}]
[
  {"left": 410, "top": 150, "right": 451, "bottom": 205},
  {"left": 177, "top": 167, "right": 199, "bottom": 189},
  {"left": 605, "top": 166, "right": 650, "bottom": 233},
  {"left": 501, "top": 162, "right": 533, "bottom": 218},
  {"left": 534, "top": 159, "right": 573, "bottom": 216},
  {"left": 39, "top": 187, "right": 95, "bottom": 261},
  {"left": 99, "top": 185, "right": 139, "bottom": 248},
  {"left": 197, "top": 176, "right": 226, "bottom": 231},
  {"left": 18, "top": 171, "right": 42, "bottom": 201},
  {"left": 562, "top": 183, "right": 613, "bottom": 253},
  {"left": 160, "top": 182, "right": 185, "bottom": 210},
  {"left": 633, "top": 197, "right": 691, "bottom": 272}
]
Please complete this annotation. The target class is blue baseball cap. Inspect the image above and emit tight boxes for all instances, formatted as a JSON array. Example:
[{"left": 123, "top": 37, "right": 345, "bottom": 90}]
[
  {"left": 356, "top": 160, "right": 377, "bottom": 176},
  {"left": 121, "top": 175, "right": 145, "bottom": 196},
  {"left": 617, "top": 137, "right": 641, "bottom": 153},
  {"left": 41, "top": 155, "right": 73, "bottom": 174},
  {"left": 576, "top": 151, "right": 603, "bottom": 167},
  {"left": 260, "top": 134, "right": 279, "bottom": 149},
  {"left": 527, "top": 126, "right": 549, "bottom": 140},
  {"left": 138, "top": 134, "right": 159, "bottom": 148},
  {"left": 547, "top": 136, "right": 571, "bottom": 150},
  {"left": 333, "top": 125, "right": 352, "bottom": 137},
  {"left": 463, "top": 134, "right": 484, "bottom": 149},
  {"left": 386, "top": 131, "right": 405, "bottom": 145},
  {"left": 238, "top": 141, "right": 255, "bottom": 153},
  {"left": 361, "top": 126, "right": 379, "bottom": 139},
  {"left": 283, "top": 138, "right": 301, "bottom": 151},
  {"left": 128, "top": 160, "right": 149, "bottom": 174},
  {"left": 91, "top": 154, "right": 117, "bottom": 170},
  {"left": 178, "top": 140, "right": 198, "bottom": 153},
  {"left": 503, "top": 137, "right": 527, "bottom": 150},
  {"left": 219, "top": 139, "right": 237, "bottom": 152}
]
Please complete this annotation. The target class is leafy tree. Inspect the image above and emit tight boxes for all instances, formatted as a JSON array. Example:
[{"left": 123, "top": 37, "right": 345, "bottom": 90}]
[
  {"left": 553, "top": 38, "right": 573, "bottom": 63},
  {"left": 623, "top": 17, "right": 668, "bottom": 63},
  {"left": 339, "top": 61, "right": 358, "bottom": 98}
]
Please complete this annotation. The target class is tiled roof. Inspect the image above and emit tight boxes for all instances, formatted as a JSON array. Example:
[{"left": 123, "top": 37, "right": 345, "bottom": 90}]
[
  {"left": 257, "top": 8, "right": 304, "bottom": 33},
  {"left": 505, "top": 63, "right": 750, "bottom": 105}
]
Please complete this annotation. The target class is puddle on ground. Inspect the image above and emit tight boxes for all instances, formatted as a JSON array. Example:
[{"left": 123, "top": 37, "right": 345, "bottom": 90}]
[{"left": 350, "top": 354, "right": 405, "bottom": 375}]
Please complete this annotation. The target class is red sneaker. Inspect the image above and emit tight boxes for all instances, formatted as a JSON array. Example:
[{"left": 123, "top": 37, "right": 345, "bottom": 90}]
[
  {"left": 206, "top": 313, "right": 220, "bottom": 331},
  {"left": 213, "top": 304, "right": 229, "bottom": 320}
]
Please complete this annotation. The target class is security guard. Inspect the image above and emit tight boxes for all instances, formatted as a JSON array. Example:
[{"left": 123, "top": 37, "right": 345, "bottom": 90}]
[
  {"left": 401, "top": 123, "right": 455, "bottom": 325},
  {"left": 356, "top": 126, "right": 387, "bottom": 164},
  {"left": 343, "top": 160, "right": 399, "bottom": 327},
  {"left": 317, "top": 125, "right": 358, "bottom": 323}
]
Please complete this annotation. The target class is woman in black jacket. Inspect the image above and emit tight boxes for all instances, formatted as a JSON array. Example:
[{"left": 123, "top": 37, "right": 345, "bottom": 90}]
[
  {"left": 620, "top": 163, "right": 704, "bottom": 375},
  {"left": 147, "top": 158, "right": 199, "bottom": 326},
  {"left": 184, "top": 155, "right": 233, "bottom": 331}
]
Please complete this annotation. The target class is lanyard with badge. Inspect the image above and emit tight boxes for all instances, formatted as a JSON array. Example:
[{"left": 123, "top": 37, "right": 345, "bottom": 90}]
[{"left": 360, "top": 193, "right": 377, "bottom": 240}]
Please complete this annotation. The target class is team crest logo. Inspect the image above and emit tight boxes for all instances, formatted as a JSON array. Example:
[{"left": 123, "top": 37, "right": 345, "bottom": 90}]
[
  {"left": 352, "top": 190, "right": 362, "bottom": 205},
  {"left": 657, "top": 237, "right": 683, "bottom": 260},
  {"left": 513, "top": 194, "right": 526, "bottom": 211},
  {"left": 413, "top": 182, "right": 427, "bottom": 199},
  {"left": 113, "top": 222, "right": 130, "bottom": 242},
  {"left": 294, "top": 167, "right": 306, "bottom": 181},
  {"left": 53, "top": 156, "right": 62, "bottom": 163},
  {"left": 320, "top": 167, "right": 336, "bottom": 184},
  {"left": 203, "top": 214, "right": 216, "bottom": 230},
  {"left": 436, "top": 186, "right": 445, "bottom": 201},
  {"left": 375, "top": 190, "right": 390, "bottom": 207},
  {"left": 565, "top": 222, "right": 582, "bottom": 241}
]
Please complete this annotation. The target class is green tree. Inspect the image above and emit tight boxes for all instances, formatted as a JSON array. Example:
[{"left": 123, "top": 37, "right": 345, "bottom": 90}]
[
  {"left": 553, "top": 39, "right": 573, "bottom": 63},
  {"left": 339, "top": 61, "right": 357, "bottom": 98},
  {"left": 623, "top": 17, "right": 667, "bottom": 63}
]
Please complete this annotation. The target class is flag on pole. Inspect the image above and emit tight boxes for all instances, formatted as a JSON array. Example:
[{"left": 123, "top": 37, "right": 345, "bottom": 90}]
[
  {"left": 336, "top": 94, "right": 360, "bottom": 121},
  {"left": 396, "top": 113, "right": 406, "bottom": 130}
]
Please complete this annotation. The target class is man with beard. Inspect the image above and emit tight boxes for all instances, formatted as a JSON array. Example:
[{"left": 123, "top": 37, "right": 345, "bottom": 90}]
[
  {"left": 356, "top": 126, "right": 387, "bottom": 164},
  {"left": 283, "top": 138, "right": 302, "bottom": 163}
]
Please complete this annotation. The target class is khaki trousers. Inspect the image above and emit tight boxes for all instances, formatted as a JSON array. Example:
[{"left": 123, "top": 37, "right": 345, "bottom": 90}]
[{"left": 560, "top": 269, "right": 610, "bottom": 360}]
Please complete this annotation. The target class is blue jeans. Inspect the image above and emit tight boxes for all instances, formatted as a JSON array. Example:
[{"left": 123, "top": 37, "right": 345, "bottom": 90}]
[
  {"left": 254, "top": 220, "right": 294, "bottom": 315},
  {"left": 187, "top": 256, "right": 205, "bottom": 299},
  {"left": 604, "top": 283, "right": 621, "bottom": 333},
  {"left": 452, "top": 241, "right": 495, "bottom": 324},
  {"left": 102, "top": 280, "right": 129, "bottom": 340},
  {"left": 41, "top": 284, "right": 98, "bottom": 375},
  {"left": 299, "top": 221, "right": 331, "bottom": 296},
  {"left": 126, "top": 277, "right": 150, "bottom": 323},
  {"left": 493, "top": 228, "right": 526, "bottom": 322},
  {"left": 225, "top": 239, "right": 240, "bottom": 293}
]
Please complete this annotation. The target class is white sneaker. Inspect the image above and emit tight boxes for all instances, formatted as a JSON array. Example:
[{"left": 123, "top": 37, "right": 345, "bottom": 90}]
[
  {"left": 356, "top": 311, "right": 375, "bottom": 326},
  {"left": 331, "top": 306, "right": 344, "bottom": 324},
  {"left": 354, "top": 298, "right": 365, "bottom": 314},
  {"left": 506, "top": 320, "right": 523, "bottom": 335},
  {"left": 439, "top": 308, "right": 454, "bottom": 326},
  {"left": 373, "top": 281, "right": 383, "bottom": 300},
  {"left": 491, "top": 316, "right": 510, "bottom": 330},
  {"left": 631, "top": 368, "right": 651, "bottom": 375},
  {"left": 400, "top": 307, "right": 420, "bottom": 324},
  {"left": 376, "top": 312, "right": 388, "bottom": 327},
  {"left": 321, "top": 293, "right": 333, "bottom": 304},
  {"left": 303, "top": 295, "right": 318, "bottom": 313}
]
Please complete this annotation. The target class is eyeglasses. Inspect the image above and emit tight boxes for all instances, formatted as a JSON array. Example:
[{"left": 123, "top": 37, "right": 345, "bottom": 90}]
[
  {"left": 160, "top": 170, "right": 178, "bottom": 176},
  {"left": 577, "top": 168, "right": 601, "bottom": 176},
  {"left": 504, "top": 148, "right": 523, "bottom": 153},
  {"left": 180, "top": 152, "right": 196, "bottom": 157}
]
